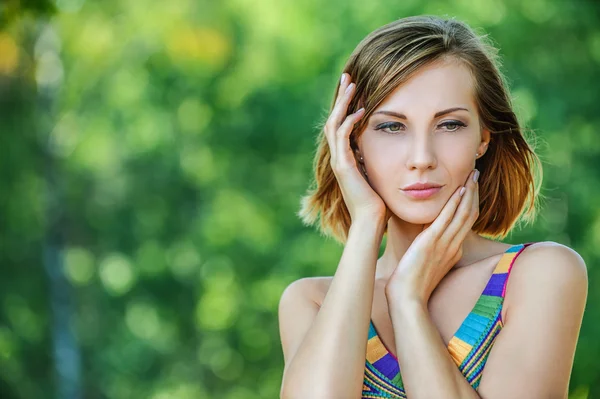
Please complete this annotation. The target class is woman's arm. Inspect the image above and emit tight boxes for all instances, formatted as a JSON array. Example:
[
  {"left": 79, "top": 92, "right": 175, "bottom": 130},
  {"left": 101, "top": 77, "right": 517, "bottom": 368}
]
[
  {"left": 382, "top": 169, "right": 483, "bottom": 397},
  {"left": 388, "top": 242, "right": 588, "bottom": 399},
  {"left": 477, "top": 242, "right": 587, "bottom": 398},
  {"left": 279, "top": 216, "right": 386, "bottom": 399},
  {"left": 388, "top": 298, "right": 481, "bottom": 398}
]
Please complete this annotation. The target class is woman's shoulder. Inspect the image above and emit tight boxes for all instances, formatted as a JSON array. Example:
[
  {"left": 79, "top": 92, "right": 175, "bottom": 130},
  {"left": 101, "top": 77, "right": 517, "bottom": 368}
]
[
  {"left": 281, "top": 276, "right": 334, "bottom": 308},
  {"left": 513, "top": 241, "right": 587, "bottom": 276},
  {"left": 485, "top": 240, "right": 585, "bottom": 276},
  {"left": 504, "top": 241, "right": 588, "bottom": 317}
]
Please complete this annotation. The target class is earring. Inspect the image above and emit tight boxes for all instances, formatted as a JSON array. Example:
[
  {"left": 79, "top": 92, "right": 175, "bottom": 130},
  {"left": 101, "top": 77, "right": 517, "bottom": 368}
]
[
  {"left": 476, "top": 152, "right": 479, "bottom": 157},
  {"left": 359, "top": 156, "right": 367, "bottom": 176}
]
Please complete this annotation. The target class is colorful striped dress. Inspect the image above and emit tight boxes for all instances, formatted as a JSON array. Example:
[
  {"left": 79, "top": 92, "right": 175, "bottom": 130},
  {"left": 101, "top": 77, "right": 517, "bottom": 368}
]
[{"left": 362, "top": 243, "right": 534, "bottom": 398}]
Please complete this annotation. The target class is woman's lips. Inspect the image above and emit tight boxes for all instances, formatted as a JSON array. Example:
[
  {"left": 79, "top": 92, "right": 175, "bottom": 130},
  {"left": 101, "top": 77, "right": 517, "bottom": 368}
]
[{"left": 401, "top": 186, "right": 443, "bottom": 199}]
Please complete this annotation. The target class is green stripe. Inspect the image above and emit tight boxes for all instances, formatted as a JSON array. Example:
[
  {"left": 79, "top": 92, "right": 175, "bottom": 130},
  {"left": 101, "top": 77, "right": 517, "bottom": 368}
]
[{"left": 472, "top": 295, "right": 503, "bottom": 318}]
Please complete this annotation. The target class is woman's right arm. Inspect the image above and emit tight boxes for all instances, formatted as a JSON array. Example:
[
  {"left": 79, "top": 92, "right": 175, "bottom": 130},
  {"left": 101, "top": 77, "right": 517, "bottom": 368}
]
[
  {"left": 279, "top": 73, "right": 390, "bottom": 398},
  {"left": 279, "top": 215, "right": 386, "bottom": 399}
]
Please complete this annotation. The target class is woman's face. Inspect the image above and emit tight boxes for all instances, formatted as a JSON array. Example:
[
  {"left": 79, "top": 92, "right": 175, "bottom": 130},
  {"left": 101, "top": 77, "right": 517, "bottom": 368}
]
[{"left": 357, "top": 60, "right": 490, "bottom": 224}]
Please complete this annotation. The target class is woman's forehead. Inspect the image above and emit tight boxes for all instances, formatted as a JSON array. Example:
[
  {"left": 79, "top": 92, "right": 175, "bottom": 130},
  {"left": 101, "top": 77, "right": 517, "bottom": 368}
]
[{"left": 375, "top": 62, "right": 476, "bottom": 116}]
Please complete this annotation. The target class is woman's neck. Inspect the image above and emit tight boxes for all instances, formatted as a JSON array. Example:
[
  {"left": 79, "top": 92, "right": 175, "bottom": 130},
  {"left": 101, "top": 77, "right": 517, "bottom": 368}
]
[{"left": 374, "top": 218, "right": 488, "bottom": 282}]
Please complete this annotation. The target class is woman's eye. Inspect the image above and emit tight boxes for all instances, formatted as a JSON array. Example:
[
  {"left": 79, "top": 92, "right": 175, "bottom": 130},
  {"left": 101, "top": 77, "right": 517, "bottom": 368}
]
[
  {"left": 374, "top": 120, "right": 467, "bottom": 134},
  {"left": 374, "top": 122, "right": 404, "bottom": 134},
  {"left": 439, "top": 121, "right": 467, "bottom": 132}
]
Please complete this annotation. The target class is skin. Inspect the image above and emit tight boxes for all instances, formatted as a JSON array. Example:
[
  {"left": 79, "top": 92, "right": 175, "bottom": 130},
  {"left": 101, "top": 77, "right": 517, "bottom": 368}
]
[
  {"left": 310, "top": 58, "right": 588, "bottom": 397},
  {"left": 353, "top": 59, "right": 491, "bottom": 287}
]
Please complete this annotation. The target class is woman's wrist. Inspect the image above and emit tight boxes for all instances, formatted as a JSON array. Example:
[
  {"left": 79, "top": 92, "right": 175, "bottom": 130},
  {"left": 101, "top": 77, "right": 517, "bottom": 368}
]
[{"left": 350, "top": 214, "right": 387, "bottom": 237}]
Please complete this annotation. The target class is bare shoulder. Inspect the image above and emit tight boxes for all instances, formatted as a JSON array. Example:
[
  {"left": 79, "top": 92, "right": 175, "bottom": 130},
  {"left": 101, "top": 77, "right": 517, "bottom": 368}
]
[
  {"left": 505, "top": 241, "right": 588, "bottom": 317},
  {"left": 512, "top": 241, "right": 587, "bottom": 280},
  {"left": 280, "top": 276, "right": 333, "bottom": 307},
  {"left": 278, "top": 276, "right": 333, "bottom": 367},
  {"left": 478, "top": 241, "right": 588, "bottom": 396}
]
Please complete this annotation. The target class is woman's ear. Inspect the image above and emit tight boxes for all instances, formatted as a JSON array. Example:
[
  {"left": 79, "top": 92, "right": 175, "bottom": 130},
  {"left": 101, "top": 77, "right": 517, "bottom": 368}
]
[
  {"left": 478, "top": 128, "right": 491, "bottom": 156},
  {"left": 474, "top": 127, "right": 490, "bottom": 157},
  {"left": 353, "top": 145, "right": 368, "bottom": 179}
]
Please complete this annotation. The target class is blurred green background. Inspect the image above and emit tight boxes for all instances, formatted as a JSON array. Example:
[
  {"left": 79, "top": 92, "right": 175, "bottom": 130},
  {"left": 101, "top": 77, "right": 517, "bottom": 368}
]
[{"left": 1, "top": 0, "right": 599, "bottom": 398}]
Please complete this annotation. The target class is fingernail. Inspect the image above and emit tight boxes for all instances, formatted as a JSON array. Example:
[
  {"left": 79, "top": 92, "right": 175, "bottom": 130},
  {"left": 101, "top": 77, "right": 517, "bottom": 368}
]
[
  {"left": 355, "top": 107, "right": 365, "bottom": 114},
  {"left": 341, "top": 73, "right": 346, "bottom": 85},
  {"left": 473, "top": 169, "right": 480, "bottom": 183},
  {"left": 345, "top": 83, "right": 354, "bottom": 93},
  {"left": 459, "top": 186, "right": 466, "bottom": 196}
]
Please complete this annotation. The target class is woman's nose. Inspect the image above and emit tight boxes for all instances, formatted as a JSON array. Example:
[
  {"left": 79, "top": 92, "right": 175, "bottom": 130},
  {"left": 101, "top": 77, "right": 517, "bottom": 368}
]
[{"left": 405, "top": 136, "right": 437, "bottom": 170}]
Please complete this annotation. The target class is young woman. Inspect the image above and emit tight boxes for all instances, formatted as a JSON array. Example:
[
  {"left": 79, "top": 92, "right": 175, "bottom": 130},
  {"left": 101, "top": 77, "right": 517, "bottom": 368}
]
[{"left": 278, "top": 15, "right": 588, "bottom": 399}]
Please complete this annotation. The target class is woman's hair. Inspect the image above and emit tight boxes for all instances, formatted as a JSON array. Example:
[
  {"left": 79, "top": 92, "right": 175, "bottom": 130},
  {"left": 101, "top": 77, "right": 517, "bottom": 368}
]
[{"left": 298, "top": 15, "right": 544, "bottom": 245}]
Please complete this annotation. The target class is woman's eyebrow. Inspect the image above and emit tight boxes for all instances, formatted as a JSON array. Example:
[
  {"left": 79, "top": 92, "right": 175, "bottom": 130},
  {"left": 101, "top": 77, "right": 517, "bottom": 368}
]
[{"left": 371, "top": 107, "right": 470, "bottom": 119}]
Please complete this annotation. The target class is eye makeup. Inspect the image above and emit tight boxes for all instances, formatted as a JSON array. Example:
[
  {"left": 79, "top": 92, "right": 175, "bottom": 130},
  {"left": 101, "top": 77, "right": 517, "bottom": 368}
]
[{"left": 373, "top": 120, "right": 468, "bottom": 135}]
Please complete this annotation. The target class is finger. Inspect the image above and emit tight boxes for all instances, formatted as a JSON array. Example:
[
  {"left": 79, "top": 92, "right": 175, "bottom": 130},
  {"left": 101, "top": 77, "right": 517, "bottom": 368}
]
[
  {"left": 443, "top": 169, "right": 479, "bottom": 245},
  {"left": 428, "top": 170, "right": 475, "bottom": 239},
  {"left": 325, "top": 80, "right": 350, "bottom": 160},
  {"left": 334, "top": 107, "right": 365, "bottom": 171},
  {"left": 326, "top": 82, "right": 357, "bottom": 166},
  {"left": 447, "top": 177, "right": 480, "bottom": 258},
  {"left": 329, "top": 82, "right": 356, "bottom": 132},
  {"left": 325, "top": 77, "right": 355, "bottom": 161},
  {"left": 323, "top": 122, "right": 337, "bottom": 168},
  {"left": 468, "top": 173, "right": 480, "bottom": 226},
  {"left": 335, "top": 73, "right": 350, "bottom": 107}
]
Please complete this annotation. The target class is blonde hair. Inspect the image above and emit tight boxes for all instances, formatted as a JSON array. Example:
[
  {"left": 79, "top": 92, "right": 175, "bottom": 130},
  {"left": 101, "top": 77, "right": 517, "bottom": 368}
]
[{"left": 298, "top": 15, "right": 544, "bottom": 245}]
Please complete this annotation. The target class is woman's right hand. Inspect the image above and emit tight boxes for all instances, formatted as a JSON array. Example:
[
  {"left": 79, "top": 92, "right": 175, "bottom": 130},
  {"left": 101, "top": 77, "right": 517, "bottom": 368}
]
[{"left": 324, "top": 73, "right": 392, "bottom": 225}]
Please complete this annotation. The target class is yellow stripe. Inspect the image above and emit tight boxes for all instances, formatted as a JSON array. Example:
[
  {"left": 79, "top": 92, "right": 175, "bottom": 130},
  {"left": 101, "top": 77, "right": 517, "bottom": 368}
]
[
  {"left": 493, "top": 252, "right": 515, "bottom": 273},
  {"left": 366, "top": 336, "right": 388, "bottom": 363},
  {"left": 448, "top": 336, "right": 473, "bottom": 366}
]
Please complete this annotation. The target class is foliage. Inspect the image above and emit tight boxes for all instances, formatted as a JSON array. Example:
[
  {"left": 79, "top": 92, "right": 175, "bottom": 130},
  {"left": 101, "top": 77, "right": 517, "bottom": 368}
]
[{"left": 1, "top": 0, "right": 599, "bottom": 397}]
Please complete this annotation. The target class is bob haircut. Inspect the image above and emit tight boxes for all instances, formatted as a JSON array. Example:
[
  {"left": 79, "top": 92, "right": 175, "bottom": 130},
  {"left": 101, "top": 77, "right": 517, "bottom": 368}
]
[{"left": 298, "top": 15, "right": 544, "bottom": 245}]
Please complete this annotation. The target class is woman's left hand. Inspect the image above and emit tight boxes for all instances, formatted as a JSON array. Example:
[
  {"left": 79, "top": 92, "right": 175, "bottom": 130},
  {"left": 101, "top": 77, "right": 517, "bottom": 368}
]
[{"left": 384, "top": 168, "right": 481, "bottom": 306}]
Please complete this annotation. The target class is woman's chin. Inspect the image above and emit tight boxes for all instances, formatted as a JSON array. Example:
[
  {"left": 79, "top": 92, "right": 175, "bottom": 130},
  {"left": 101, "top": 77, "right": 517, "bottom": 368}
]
[{"left": 388, "top": 202, "right": 443, "bottom": 225}]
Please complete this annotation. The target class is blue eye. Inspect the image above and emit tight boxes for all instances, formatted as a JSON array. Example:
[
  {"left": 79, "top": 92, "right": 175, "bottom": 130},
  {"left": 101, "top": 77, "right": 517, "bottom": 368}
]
[{"left": 374, "top": 120, "right": 468, "bottom": 135}]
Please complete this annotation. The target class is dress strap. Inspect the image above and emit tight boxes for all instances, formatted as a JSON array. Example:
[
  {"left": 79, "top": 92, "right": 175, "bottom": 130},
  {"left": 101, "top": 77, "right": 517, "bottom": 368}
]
[{"left": 492, "top": 242, "right": 536, "bottom": 299}]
